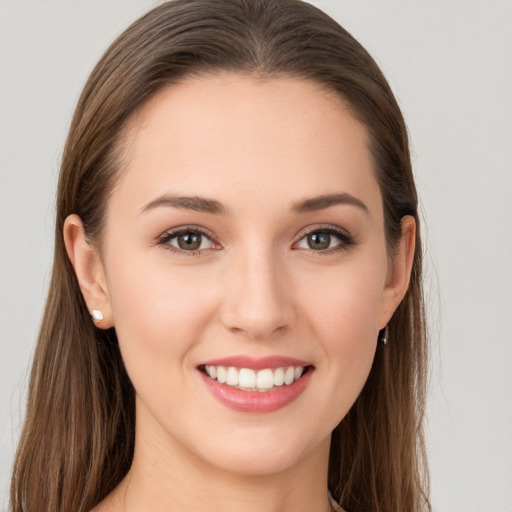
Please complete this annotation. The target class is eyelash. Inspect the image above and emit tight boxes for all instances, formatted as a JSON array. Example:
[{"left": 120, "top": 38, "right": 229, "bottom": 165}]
[
  {"left": 156, "top": 226, "right": 219, "bottom": 256},
  {"left": 293, "top": 225, "right": 356, "bottom": 255},
  {"left": 156, "top": 224, "right": 356, "bottom": 256}
]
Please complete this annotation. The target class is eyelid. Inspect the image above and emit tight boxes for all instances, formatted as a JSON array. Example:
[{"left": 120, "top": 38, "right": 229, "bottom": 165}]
[
  {"left": 155, "top": 223, "right": 355, "bottom": 256},
  {"left": 156, "top": 225, "right": 221, "bottom": 254},
  {"left": 292, "top": 224, "right": 356, "bottom": 253}
]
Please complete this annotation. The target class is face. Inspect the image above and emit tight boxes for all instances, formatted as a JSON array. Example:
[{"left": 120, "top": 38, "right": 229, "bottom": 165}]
[{"left": 91, "top": 74, "right": 405, "bottom": 476}]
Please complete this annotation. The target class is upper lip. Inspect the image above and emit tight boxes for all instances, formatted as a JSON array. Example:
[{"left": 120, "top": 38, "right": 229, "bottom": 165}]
[{"left": 199, "top": 355, "right": 312, "bottom": 371}]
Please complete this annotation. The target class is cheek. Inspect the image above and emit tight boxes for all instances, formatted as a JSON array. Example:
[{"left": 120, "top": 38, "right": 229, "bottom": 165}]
[
  {"left": 105, "top": 253, "right": 219, "bottom": 374},
  {"left": 296, "top": 255, "right": 385, "bottom": 409},
  {"left": 104, "top": 255, "right": 226, "bottom": 431},
  {"left": 299, "top": 254, "right": 386, "bottom": 341}
]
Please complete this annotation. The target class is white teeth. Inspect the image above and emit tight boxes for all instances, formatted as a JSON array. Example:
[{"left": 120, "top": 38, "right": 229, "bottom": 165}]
[
  {"left": 207, "top": 365, "right": 217, "bottom": 379},
  {"left": 273, "top": 367, "right": 284, "bottom": 386},
  {"left": 238, "top": 368, "right": 256, "bottom": 388},
  {"left": 284, "top": 366, "right": 295, "bottom": 385},
  {"left": 216, "top": 366, "right": 227, "bottom": 384},
  {"left": 256, "top": 369, "right": 274, "bottom": 389},
  {"left": 204, "top": 364, "right": 308, "bottom": 391},
  {"left": 226, "top": 367, "right": 238, "bottom": 386}
]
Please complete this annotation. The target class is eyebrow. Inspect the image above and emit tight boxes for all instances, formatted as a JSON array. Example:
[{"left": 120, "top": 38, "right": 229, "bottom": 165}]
[
  {"left": 292, "top": 193, "right": 369, "bottom": 214},
  {"left": 141, "top": 192, "right": 368, "bottom": 216},
  {"left": 141, "top": 195, "right": 228, "bottom": 215}
]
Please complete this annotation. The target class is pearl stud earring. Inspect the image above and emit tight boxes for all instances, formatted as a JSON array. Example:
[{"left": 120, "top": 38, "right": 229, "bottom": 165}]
[{"left": 90, "top": 309, "right": 104, "bottom": 323}]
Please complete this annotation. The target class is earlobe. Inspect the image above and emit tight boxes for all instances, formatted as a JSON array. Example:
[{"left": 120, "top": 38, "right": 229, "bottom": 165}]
[
  {"left": 379, "top": 215, "right": 416, "bottom": 328},
  {"left": 63, "top": 214, "right": 114, "bottom": 328}
]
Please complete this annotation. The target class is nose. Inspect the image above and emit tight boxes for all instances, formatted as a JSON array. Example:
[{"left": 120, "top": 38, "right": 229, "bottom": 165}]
[{"left": 220, "top": 248, "right": 296, "bottom": 341}]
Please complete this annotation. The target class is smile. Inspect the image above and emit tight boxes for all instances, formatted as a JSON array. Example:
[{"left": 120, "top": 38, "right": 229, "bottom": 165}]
[
  {"left": 202, "top": 365, "right": 309, "bottom": 391},
  {"left": 198, "top": 357, "right": 314, "bottom": 413}
]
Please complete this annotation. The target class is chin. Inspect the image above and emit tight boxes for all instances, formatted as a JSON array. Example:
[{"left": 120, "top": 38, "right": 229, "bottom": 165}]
[
  {"left": 203, "top": 449, "right": 306, "bottom": 477},
  {"left": 187, "top": 425, "right": 329, "bottom": 478}
]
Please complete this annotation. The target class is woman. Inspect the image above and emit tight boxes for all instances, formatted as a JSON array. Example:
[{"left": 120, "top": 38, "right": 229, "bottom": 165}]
[{"left": 10, "top": 1, "right": 430, "bottom": 511}]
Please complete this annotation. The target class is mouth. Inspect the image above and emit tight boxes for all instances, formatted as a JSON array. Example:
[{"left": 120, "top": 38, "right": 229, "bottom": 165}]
[
  {"left": 198, "top": 364, "right": 314, "bottom": 392},
  {"left": 197, "top": 355, "right": 315, "bottom": 412}
]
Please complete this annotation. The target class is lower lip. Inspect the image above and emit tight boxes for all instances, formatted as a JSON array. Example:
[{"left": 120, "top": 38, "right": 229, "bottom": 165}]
[{"left": 199, "top": 368, "right": 313, "bottom": 413}]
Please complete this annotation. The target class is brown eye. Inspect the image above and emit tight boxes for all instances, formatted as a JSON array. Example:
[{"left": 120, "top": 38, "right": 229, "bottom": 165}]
[
  {"left": 295, "top": 227, "right": 354, "bottom": 253},
  {"left": 306, "top": 232, "right": 331, "bottom": 250},
  {"left": 162, "top": 229, "right": 216, "bottom": 252},
  {"left": 177, "top": 233, "right": 203, "bottom": 251}
]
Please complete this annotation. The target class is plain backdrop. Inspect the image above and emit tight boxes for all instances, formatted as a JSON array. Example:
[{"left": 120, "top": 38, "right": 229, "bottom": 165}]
[{"left": 1, "top": 1, "right": 511, "bottom": 511}]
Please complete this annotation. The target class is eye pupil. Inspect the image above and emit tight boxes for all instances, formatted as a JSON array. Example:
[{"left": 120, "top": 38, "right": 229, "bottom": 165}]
[
  {"left": 178, "top": 233, "right": 202, "bottom": 250},
  {"left": 308, "top": 232, "right": 330, "bottom": 250}
]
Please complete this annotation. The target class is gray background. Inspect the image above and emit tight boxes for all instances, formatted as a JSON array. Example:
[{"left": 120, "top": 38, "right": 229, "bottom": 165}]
[{"left": 1, "top": 1, "right": 511, "bottom": 511}]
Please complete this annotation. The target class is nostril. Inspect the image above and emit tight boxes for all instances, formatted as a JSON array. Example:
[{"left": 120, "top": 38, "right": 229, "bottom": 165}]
[{"left": 219, "top": 272, "right": 296, "bottom": 339}]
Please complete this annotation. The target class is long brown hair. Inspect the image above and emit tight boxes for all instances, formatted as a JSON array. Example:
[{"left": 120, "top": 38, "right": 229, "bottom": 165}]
[{"left": 10, "top": 1, "right": 430, "bottom": 511}]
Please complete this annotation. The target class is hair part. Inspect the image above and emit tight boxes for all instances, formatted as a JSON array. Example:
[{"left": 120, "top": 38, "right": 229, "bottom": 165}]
[{"left": 11, "top": 1, "right": 430, "bottom": 511}]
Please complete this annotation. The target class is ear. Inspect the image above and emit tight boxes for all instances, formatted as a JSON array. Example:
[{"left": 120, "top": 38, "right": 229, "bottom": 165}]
[
  {"left": 378, "top": 215, "right": 416, "bottom": 329},
  {"left": 63, "top": 214, "right": 114, "bottom": 328}
]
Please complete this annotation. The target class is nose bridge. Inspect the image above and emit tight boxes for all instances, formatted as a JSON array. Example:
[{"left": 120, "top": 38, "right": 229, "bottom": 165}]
[{"left": 221, "top": 242, "right": 295, "bottom": 340}]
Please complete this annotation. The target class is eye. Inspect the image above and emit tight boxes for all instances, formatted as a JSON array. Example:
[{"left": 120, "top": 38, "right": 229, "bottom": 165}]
[
  {"left": 158, "top": 227, "right": 218, "bottom": 254},
  {"left": 294, "top": 227, "right": 354, "bottom": 253}
]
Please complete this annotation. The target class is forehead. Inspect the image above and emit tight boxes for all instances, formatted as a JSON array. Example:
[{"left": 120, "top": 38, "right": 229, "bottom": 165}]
[{"left": 113, "top": 73, "right": 380, "bottom": 218}]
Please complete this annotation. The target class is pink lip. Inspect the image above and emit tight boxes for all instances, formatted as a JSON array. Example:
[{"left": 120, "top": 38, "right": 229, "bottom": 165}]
[
  {"left": 198, "top": 366, "right": 313, "bottom": 413},
  {"left": 199, "top": 355, "right": 312, "bottom": 370}
]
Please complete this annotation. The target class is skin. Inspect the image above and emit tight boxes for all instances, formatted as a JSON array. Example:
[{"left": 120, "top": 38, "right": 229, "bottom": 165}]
[{"left": 64, "top": 73, "right": 415, "bottom": 512}]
